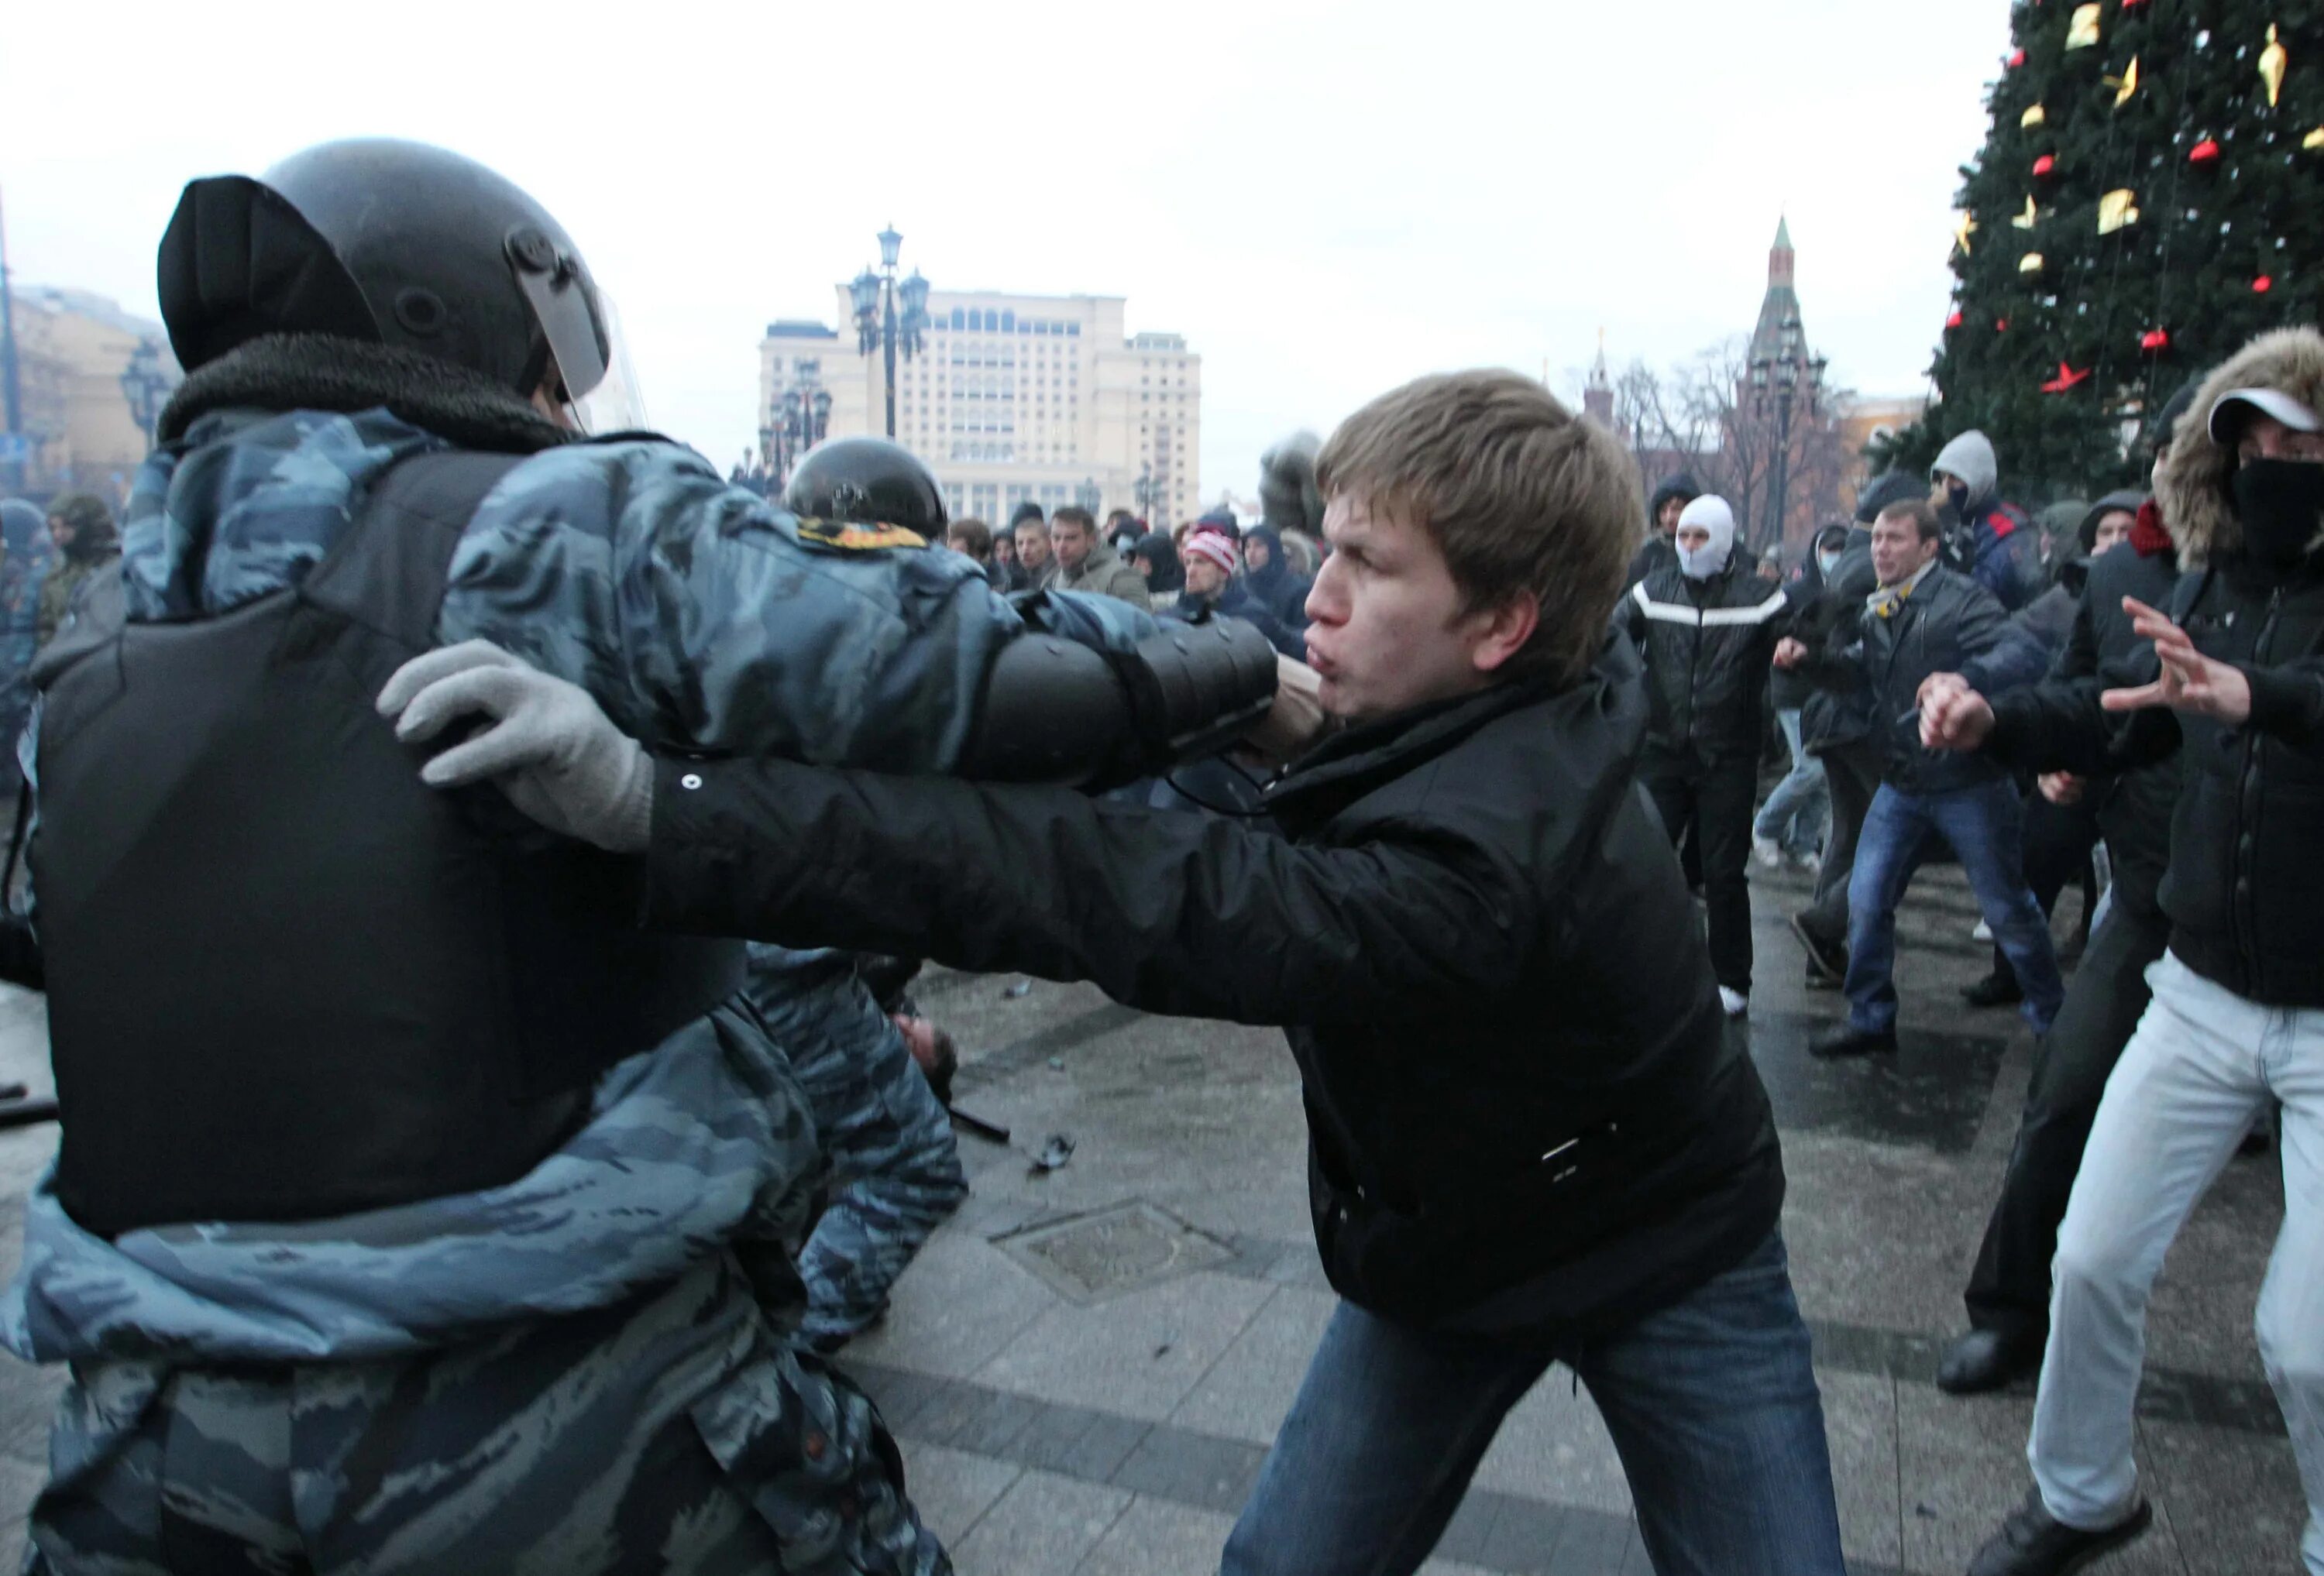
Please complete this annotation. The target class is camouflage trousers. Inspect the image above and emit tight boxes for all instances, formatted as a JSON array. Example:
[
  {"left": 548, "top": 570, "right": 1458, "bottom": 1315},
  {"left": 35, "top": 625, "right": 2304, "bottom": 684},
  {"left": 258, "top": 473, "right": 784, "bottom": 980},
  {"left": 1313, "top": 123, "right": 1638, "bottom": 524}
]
[
  {"left": 744, "top": 950, "right": 966, "bottom": 1352},
  {"left": 23, "top": 1255, "right": 948, "bottom": 1576}
]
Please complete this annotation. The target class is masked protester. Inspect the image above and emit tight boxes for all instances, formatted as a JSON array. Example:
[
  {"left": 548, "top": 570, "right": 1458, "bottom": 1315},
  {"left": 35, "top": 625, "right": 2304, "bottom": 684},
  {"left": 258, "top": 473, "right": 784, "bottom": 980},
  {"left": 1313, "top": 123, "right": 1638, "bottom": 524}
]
[
  {"left": 1930, "top": 430, "right": 2042, "bottom": 612},
  {"left": 5, "top": 137, "right": 1276, "bottom": 1576},
  {"left": 1620, "top": 495, "right": 1793, "bottom": 1015},
  {"left": 1917, "top": 330, "right": 2324, "bottom": 1576}
]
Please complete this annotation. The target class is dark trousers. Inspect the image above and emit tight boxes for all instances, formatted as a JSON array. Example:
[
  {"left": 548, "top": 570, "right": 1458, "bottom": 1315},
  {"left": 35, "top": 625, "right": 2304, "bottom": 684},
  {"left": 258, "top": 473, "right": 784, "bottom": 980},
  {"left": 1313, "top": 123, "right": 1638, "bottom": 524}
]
[
  {"left": 1798, "top": 740, "right": 1882, "bottom": 946},
  {"left": 1644, "top": 754, "right": 1758, "bottom": 993},
  {"left": 1964, "top": 888, "right": 2173, "bottom": 1341},
  {"left": 1988, "top": 790, "right": 2102, "bottom": 983}
]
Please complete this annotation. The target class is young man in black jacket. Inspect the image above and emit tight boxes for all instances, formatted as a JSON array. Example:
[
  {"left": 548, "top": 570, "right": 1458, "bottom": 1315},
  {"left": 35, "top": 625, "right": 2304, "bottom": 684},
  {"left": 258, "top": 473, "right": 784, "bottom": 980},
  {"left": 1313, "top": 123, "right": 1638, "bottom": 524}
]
[
  {"left": 1920, "top": 330, "right": 2324, "bottom": 1576},
  {"left": 1621, "top": 494, "right": 1792, "bottom": 1015},
  {"left": 384, "top": 370, "right": 1848, "bottom": 1576}
]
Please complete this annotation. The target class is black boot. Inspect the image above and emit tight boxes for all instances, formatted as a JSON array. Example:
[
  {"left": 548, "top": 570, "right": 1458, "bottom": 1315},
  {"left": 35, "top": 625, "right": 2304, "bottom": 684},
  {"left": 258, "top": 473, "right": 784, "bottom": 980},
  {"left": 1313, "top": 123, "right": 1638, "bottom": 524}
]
[
  {"left": 1810, "top": 1022, "right": 1897, "bottom": 1059},
  {"left": 1968, "top": 1488, "right": 2150, "bottom": 1576},
  {"left": 1789, "top": 913, "right": 1848, "bottom": 984},
  {"left": 1937, "top": 1327, "right": 2043, "bottom": 1395},
  {"left": 1962, "top": 968, "right": 2025, "bottom": 1008}
]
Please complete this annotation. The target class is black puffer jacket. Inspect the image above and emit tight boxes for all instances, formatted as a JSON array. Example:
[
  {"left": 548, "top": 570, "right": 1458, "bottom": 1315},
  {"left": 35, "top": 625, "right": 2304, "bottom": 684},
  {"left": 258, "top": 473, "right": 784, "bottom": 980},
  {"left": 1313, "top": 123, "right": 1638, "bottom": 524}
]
[
  {"left": 645, "top": 639, "right": 1784, "bottom": 1337},
  {"left": 2035, "top": 535, "right": 2182, "bottom": 913},
  {"left": 1798, "top": 563, "right": 2045, "bottom": 794},
  {"left": 1796, "top": 527, "right": 1878, "bottom": 754},
  {"left": 1620, "top": 561, "right": 1791, "bottom": 764}
]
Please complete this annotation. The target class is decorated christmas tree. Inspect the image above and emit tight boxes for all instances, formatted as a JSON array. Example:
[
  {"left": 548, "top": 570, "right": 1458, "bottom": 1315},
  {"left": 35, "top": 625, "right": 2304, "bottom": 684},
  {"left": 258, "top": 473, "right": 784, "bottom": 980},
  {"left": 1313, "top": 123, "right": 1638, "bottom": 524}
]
[{"left": 1880, "top": 1, "right": 2324, "bottom": 501}]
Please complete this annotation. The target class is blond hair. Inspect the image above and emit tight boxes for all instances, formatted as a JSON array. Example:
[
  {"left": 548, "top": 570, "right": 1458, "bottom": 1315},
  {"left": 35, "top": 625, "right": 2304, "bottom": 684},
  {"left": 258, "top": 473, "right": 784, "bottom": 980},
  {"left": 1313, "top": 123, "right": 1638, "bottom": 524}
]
[{"left": 1316, "top": 369, "right": 1642, "bottom": 688}]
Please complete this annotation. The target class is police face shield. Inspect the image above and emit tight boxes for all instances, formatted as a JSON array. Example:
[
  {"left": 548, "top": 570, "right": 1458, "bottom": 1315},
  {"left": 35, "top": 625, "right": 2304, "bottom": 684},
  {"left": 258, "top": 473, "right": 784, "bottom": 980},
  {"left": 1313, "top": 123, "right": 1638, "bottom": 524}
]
[
  {"left": 505, "top": 224, "right": 610, "bottom": 427},
  {"left": 569, "top": 291, "right": 651, "bottom": 437}
]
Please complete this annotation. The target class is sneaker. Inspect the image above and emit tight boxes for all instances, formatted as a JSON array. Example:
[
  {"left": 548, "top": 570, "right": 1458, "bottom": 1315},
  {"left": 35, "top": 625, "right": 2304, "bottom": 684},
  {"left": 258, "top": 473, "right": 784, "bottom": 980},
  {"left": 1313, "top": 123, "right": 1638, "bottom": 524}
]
[
  {"left": 1752, "top": 836, "right": 1783, "bottom": 870},
  {"left": 1718, "top": 986, "right": 1748, "bottom": 1017},
  {"left": 1968, "top": 1488, "right": 2150, "bottom": 1576},
  {"left": 1789, "top": 848, "right": 1823, "bottom": 874},
  {"left": 1973, "top": 918, "right": 1994, "bottom": 942}
]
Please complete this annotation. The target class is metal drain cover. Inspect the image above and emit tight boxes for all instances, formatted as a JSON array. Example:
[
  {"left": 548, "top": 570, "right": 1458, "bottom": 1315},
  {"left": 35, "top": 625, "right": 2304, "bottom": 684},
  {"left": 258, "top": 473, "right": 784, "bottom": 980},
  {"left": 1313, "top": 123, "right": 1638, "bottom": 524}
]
[{"left": 996, "top": 1201, "right": 1233, "bottom": 1303}]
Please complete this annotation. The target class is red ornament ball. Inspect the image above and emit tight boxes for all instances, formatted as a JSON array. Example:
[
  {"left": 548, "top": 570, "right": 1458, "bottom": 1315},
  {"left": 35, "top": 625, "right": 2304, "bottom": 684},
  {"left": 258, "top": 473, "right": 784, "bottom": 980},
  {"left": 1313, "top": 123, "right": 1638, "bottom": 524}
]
[
  {"left": 2140, "top": 328, "right": 2171, "bottom": 352},
  {"left": 2033, "top": 154, "right": 2057, "bottom": 177},
  {"left": 2009, "top": 49, "right": 2027, "bottom": 67},
  {"left": 1947, "top": 309, "right": 1965, "bottom": 329},
  {"left": 2255, "top": 276, "right": 2274, "bottom": 293},
  {"left": 2190, "top": 139, "right": 2222, "bottom": 164},
  {"left": 1996, "top": 318, "right": 2010, "bottom": 332}
]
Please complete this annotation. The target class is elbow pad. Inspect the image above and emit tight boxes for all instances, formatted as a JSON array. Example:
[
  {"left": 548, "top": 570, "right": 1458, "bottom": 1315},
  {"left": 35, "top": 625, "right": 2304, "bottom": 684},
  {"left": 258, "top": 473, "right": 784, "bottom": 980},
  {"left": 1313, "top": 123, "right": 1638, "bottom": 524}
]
[{"left": 964, "top": 616, "right": 1280, "bottom": 788}]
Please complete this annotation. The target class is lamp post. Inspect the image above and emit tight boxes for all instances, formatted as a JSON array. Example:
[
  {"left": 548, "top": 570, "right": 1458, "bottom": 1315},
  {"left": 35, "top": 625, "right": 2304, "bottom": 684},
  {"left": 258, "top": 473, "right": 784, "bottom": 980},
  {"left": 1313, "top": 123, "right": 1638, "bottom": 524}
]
[
  {"left": 765, "top": 379, "right": 832, "bottom": 485},
  {"left": 1748, "top": 311, "right": 1825, "bottom": 555},
  {"left": 120, "top": 335, "right": 170, "bottom": 455},
  {"left": 850, "top": 225, "right": 930, "bottom": 440},
  {"left": 1074, "top": 476, "right": 1101, "bottom": 513},
  {"left": 1133, "top": 462, "right": 1155, "bottom": 524}
]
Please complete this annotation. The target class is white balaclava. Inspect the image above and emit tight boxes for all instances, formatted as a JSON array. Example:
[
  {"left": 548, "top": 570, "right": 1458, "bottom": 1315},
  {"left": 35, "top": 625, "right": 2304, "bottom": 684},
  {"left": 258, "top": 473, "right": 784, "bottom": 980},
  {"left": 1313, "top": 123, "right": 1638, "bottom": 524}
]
[{"left": 1676, "top": 495, "right": 1737, "bottom": 579}]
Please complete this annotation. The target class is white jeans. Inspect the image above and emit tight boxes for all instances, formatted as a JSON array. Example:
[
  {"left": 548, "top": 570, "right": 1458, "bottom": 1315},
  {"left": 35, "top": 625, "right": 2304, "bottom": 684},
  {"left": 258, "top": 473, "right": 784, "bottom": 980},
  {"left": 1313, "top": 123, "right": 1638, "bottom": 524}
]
[{"left": 2030, "top": 950, "right": 2324, "bottom": 1573}]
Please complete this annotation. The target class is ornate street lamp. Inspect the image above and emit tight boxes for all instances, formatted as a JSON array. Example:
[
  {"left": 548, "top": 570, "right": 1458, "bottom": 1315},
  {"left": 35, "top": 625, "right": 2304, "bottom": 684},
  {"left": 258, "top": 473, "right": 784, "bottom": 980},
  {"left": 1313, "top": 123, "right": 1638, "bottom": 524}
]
[{"left": 851, "top": 225, "right": 930, "bottom": 439}]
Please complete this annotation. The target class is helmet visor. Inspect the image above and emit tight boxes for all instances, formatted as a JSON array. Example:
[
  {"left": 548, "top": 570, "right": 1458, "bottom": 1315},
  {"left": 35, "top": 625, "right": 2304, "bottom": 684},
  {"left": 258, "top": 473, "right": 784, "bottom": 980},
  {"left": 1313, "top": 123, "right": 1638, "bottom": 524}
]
[
  {"left": 506, "top": 225, "right": 608, "bottom": 404},
  {"left": 569, "top": 290, "right": 649, "bottom": 436}
]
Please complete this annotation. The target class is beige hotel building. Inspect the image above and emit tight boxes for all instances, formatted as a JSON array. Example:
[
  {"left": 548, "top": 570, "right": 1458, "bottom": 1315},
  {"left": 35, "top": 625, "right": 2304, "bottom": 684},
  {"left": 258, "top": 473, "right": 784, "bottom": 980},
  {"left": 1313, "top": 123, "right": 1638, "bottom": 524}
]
[{"left": 761, "top": 288, "right": 1200, "bottom": 530}]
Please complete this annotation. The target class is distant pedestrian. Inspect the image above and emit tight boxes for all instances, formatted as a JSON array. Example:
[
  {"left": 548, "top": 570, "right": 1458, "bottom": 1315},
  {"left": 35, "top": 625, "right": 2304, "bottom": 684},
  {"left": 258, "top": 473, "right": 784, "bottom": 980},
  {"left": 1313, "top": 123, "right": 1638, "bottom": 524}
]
[
  {"left": 1010, "top": 502, "right": 1056, "bottom": 590},
  {"left": 1050, "top": 505, "right": 1150, "bottom": 609},
  {"left": 37, "top": 493, "right": 119, "bottom": 648}
]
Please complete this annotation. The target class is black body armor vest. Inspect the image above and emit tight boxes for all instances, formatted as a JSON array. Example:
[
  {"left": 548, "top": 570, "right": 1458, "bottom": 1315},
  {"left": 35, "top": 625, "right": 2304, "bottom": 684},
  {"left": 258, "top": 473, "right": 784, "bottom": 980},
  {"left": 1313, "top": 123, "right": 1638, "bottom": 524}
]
[{"left": 30, "top": 451, "right": 744, "bottom": 1237}]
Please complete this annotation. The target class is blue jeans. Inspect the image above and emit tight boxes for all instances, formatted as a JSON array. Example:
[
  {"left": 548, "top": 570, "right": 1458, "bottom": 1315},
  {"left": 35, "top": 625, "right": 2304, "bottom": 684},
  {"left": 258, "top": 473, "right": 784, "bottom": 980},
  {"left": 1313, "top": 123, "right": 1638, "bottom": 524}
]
[
  {"left": 1844, "top": 778, "right": 2064, "bottom": 1038},
  {"left": 1753, "top": 709, "right": 1829, "bottom": 857},
  {"left": 1219, "top": 1232, "right": 1846, "bottom": 1576}
]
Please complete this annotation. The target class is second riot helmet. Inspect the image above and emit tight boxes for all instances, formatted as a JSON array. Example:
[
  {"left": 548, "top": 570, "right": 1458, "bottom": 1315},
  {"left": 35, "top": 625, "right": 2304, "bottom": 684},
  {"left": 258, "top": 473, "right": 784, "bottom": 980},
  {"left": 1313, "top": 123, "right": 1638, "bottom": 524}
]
[{"left": 782, "top": 437, "right": 949, "bottom": 539}]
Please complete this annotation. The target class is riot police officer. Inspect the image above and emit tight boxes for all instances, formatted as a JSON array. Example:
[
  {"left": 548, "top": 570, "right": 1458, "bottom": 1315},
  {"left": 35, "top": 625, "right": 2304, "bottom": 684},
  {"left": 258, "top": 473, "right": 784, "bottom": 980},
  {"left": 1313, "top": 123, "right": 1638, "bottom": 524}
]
[{"left": 2, "top": 138, "right": 1274, "bottom": 1574}]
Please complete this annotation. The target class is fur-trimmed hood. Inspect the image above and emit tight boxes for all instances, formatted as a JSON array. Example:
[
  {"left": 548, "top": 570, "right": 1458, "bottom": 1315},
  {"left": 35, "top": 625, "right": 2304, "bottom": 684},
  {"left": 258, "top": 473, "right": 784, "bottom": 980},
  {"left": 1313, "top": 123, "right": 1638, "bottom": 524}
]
[{"left": 2156, "top": 325, "right": 2324, "bottom": 566}]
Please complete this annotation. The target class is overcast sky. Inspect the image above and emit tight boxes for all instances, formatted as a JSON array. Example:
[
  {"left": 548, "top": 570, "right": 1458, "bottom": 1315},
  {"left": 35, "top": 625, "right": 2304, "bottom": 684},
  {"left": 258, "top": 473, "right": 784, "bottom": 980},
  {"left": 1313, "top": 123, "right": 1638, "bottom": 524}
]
[{"left": 5, "top": 0, "right": 2009, "bottom": 501}]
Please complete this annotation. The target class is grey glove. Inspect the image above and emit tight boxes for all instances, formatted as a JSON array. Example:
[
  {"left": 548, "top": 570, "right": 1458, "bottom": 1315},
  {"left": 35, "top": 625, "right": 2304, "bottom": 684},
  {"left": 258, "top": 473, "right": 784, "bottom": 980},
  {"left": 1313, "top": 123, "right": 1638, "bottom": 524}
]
[{"left": 376, "top": 640, "right": 654, "bottom": 853}]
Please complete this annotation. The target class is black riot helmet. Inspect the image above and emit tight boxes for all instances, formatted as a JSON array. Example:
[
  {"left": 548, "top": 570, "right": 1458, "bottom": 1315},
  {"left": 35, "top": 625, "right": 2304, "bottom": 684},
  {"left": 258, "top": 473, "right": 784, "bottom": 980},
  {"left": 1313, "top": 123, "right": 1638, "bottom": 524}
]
[
  {"left": 782, "top": 437, "right": 949, "bottom": 537},
  {"left": 156, "top": 139, "right": 608, "bottom": 403}
]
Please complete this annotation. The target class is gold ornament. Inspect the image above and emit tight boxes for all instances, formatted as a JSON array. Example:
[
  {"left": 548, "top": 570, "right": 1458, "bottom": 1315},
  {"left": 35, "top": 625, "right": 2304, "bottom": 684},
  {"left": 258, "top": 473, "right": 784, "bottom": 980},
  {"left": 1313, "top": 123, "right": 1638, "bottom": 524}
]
[
  {"left": 2260, "top": 25, "right": 2288, "bottom": 108},
  {"left": 2022, "top": 103, "right": 2047, "bottom": 128},
  {"left": 2020, "top": 252, "right": 2047, "bottom": 274},
  {"left": 1953, "top": 211, "right": 1978, "bottom": 256},
  {"left": 2109, "top": 55, "right": 2140, "bottom": 108},
  {"left": 2013, "top": 195, "right": 2040, "bottom": 229},
  {"left": 2067, "top": 3, "right": 2102, "bottom": 49},
  {"left": 2305, "top": 126, "right": 2324, "bottom": 149},
  {"left": 2098, "top": 188, "right": 2141, "bottom": 234}
]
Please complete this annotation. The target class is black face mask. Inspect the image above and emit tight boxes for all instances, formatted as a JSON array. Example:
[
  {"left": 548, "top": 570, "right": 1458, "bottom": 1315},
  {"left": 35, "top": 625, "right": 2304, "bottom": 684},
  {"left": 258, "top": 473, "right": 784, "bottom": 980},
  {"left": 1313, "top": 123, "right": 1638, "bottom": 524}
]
[{"left": 2232, "top": 458, "right": 2324, "bottom": 568}]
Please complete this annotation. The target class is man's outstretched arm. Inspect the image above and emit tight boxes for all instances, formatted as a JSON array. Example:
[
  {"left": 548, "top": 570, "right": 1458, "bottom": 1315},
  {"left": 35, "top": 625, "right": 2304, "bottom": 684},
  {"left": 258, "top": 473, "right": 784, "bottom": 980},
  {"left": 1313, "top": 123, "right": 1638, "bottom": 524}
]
[
  {"left": 379, "top": 645, "right": 1530, "bottom": 1032},
  {"left": 643, "top": 754, "right": 1532, "bottom": 1032}
]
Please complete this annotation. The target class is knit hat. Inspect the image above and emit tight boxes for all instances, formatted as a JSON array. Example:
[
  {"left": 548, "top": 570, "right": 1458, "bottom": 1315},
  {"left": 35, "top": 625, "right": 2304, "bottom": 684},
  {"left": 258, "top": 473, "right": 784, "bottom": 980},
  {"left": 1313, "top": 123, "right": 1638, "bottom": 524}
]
[
  {"left": 1183, "top": 528, "right": 1239, "bottom": 576},
  {"left": 1009, "top": 500, "right": 1046, "bottom": 530}
]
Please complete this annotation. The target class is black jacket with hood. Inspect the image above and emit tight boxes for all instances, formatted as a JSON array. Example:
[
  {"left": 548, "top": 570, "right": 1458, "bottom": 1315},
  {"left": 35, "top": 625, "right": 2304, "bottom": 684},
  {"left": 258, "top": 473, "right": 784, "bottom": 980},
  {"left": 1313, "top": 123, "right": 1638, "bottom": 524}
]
[
  {"left": 643, "top": 637, "right": 1785, "bottom": 1337},
  {"left": 1986, "top": 328, "right": 2324, "bottom": 1005}
]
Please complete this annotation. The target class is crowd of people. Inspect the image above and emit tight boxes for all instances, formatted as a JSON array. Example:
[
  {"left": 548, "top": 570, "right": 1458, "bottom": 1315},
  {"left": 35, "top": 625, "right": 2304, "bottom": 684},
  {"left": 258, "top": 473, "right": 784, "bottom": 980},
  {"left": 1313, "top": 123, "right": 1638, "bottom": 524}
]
[{"left": 0, "top": 133, "right": 2318, "bottom": 1576}]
